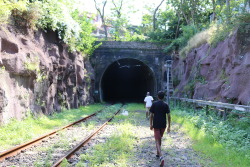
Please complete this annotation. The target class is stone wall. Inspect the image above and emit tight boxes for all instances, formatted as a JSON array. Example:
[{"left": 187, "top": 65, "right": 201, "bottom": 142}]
[
  {"left": 173, "top": 25, "right": 250, "bottom": 105},
  {"left": 0, "top": 26, "right": 94, "bottom": 124}
]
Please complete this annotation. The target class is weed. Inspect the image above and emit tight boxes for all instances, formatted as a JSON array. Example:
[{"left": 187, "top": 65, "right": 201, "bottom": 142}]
[
  {"left": 195, "top": 75, "right": 207, "bottom": 84},
  {"left": 77, "top": 123, "right": 136, "bottom": 167},
  {"left": 61, "top": 159, "right": 70, "bottom": 167},
  {"left": 0, "top": 66, "right": 5, "bottom": 74},
  {"left": 0, "top": 103, "right": 105, "bottom": 150},
  {"left": 171, "top": 104, "right": 250, "bottom": 167}
]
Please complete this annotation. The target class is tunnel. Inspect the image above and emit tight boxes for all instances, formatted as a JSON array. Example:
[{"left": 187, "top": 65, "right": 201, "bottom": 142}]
[{"left": 101, "top": 58, "right": 155, "bottom": 103}]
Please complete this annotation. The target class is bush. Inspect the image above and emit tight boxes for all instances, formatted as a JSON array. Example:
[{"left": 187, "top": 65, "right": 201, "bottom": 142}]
[
  {"left": 36, "top": 0, "right": 97, "bottom": 55},
  {"left": 172, "top": 105, "right": 250, "bottom": 166},
  {"left": 0, "top": 0, "right": 27, "bottom": 24},
  {"left": 179, "top": 27, "right": 213, "bottom": 57},
  {"left": 11, "top": 1, "right": 42, "bottom": 29},
  {"left": 37, "top": 0, "right": 81, "bottom": 47},
  {"left": 165, "top": 25, "right": 198, "bottom": 53}
]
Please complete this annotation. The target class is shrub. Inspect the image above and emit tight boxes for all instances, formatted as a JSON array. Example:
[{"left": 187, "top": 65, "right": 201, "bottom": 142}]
[
  {"left": 0, "top": 0, "right": 27, "bottom": 24},
  {"left": 11, "top": 1, "right": 42, "bottom": 29},
  {"left": 37, "top": 0, "right": 81, "bottom": 47},
  {"left": 179, "top": 27, "right": 213, "bottom": 57},
  {"left": 165, "top": 25, "right": 198, "bottom": 53}
]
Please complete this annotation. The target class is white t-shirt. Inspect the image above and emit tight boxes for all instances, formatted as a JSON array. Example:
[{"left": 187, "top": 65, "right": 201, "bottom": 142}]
[{"left": 144, "top": 96, "right": 153, "bottom": 107}]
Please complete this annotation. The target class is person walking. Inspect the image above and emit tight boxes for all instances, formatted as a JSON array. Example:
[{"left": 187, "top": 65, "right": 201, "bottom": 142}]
[
  {"left": 150, "top": 91, "right": 171, "bottom": 167},
  {"left": 144, "top": 92, "right": 154, "bottom": 119}
]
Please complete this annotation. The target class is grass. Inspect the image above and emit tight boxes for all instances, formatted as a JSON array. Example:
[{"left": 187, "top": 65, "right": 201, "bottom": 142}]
[
  {"left": 76, "top": 103, "right": 144, "bottom": 167},
  {"left": 179, "top": 23, "right": 235, "bottom": 58},
  {"left": 0, "top": 103, "right": 105, "bottom": 151},
  {"left": 171, "top": 104, "right": 250, "bottom": 167},
  {"left": 96, "top": 104, "right": 122, "bottom": 121},
  {"left": 77, "top": 123, "right": 136, "bottom": 167}
]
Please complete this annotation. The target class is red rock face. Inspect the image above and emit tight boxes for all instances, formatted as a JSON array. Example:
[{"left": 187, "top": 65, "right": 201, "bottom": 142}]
[
  {"left": 173, "top": 26, "right": 250, "bottom": 105},
  {"left": 0, "top": 26, "right": 94, "bottom": 124}
]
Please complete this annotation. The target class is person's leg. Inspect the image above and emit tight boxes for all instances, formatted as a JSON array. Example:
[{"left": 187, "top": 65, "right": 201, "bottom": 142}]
[
  {"left": 159, "top": 128, "right": 166, "bottom": 147},
  {"left": 155, "top": 128, "right": 165, "bottom": 166},
  {"left": 154, "top": 129, "right": 162, "bottom": 156},
  {"left": 148, "top": 107, "right": 151, "bottom": 120},
  {"left": 155, "top": 139, "right": 162, "bottom": 156},
  {"left": 146, "top": 107, "right": 149, "bottom": 119}
]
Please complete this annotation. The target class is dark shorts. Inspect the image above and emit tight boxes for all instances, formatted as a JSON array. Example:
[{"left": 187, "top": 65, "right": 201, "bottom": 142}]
[{"left": 154, "top": 128, "right": 166, "bottom": 140}]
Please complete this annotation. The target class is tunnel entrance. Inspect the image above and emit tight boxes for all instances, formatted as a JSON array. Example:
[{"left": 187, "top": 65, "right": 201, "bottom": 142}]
[{"left": 101, "top": 58, "right": 155, "bottom": 103}]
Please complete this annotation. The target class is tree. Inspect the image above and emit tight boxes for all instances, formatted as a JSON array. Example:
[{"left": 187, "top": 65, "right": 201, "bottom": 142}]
[
  {"left": 153, "top": 0, "right": 165, "bottom": 31},
  {"left": 110, "top": 0, "right": 126, "bottom": 40},
  {"left": 111, "top": 0, "right": 123, "bottom": 18},
  {"left": 93, "top": 0, "right": 108, "bottom": 39},
  {"left": 226, "top": 0, "right": 231, "bottom": 23}
]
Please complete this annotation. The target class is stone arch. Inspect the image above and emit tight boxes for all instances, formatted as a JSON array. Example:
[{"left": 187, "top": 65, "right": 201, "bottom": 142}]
[{"left": 100, "top": 58, "right": 156, "bottom": 102}]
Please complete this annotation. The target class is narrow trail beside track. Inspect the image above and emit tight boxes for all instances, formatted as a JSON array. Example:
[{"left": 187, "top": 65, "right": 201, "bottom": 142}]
[{"left": 127, "top": 110, "right": 211, "bottom": 167}]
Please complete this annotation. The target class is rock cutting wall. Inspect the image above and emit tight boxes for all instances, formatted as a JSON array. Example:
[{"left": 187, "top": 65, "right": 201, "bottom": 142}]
[
  {"left": 0, "top": 26, "right": 94, "bottom": 124},
  {"left": 173, "top": 25, "right": 250, "bottom": 105}
]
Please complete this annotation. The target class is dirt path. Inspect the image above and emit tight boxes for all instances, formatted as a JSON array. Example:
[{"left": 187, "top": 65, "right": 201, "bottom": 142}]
[{"left": 129, "top": 110, "right": 211, "bottom": 167}]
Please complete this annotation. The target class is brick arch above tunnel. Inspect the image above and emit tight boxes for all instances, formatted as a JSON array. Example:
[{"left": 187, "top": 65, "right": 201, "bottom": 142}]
[{"left": 91, "top": 41, "right": 171, "bottom": 102}]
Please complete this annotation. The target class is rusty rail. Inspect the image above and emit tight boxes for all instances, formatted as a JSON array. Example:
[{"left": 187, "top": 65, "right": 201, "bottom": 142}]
[
  {"left": 51, "top": 108, "right": 121, "bottom": 167},
  {"left": 0, "top": 110, "right": 103, "bottom": 161}
]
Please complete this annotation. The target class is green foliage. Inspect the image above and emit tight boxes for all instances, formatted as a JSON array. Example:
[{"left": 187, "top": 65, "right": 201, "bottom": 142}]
[
  {"left": 1, "top": 0, "right": 98, "bottom": 56},
  {"left": 37, "top": 0, "right": 81, "bottom": 48},
  {"left": 0, "top": 103, "right": 105, "bottom": 150},
  {"left": 165, "top": 25, "right": 198, "bottom": 53},
  {"left": 76, "top": 103, "right": 143, "bottom": 167},
  {"left": 195, "top": 75, "right": 207, "bottom": 84},
  {"left": 24, "top": 56, "right": 47, "bottom": 82},
  {"left": 173, "top": 76, "right": 180, "bottom": 87},
  {"left": 209, "top": 23, "right": 234, "bottom": 48},
  {"left": 171, "top": 104, "right": 250, "bottom": 166},
  {"left": 71, "top": 11, "right": 100, "bottom": 55},
  {"left": 123, "top": 31, "right": 148, "bottom": 41},
  {"left": 60, "top": 159, "right": 70, "bottom": 167},
  {"left": 96, "top": 104, "right": 122, "bottom": 121},
  {"left": 183, "top": 79, "right": 195, "bottom": 98},
  {"left": 11, "top": 1, "right": 42, "bottom": 29},
  {"left": 0, "top": 0, "right": 27, "bottom": 24},
  {"left": 0, "top": 66, "right": 5, "bottom": 74},
  {"left": 77, "top": 123, "right": 135, "bottom": 167},
  {"left": 24, "top": 56, "right": 40, "bottom": 71}
]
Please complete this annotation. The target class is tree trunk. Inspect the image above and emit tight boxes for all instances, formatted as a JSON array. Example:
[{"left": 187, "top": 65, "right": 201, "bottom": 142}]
[
  {"left": 175, "top": 12, "right": 181, "bottom": 39},
  {"left": 226, "top": 0, "right": 231, "bottom": 24},
  {"left": 211, "top": 0, "right": 216, "bottom": 21},
  {"left": 153, "top": 0, "right": 165, "bottom": 31},
  {"left": 94, "top": 0, "right": 108, "bottom": 40}
]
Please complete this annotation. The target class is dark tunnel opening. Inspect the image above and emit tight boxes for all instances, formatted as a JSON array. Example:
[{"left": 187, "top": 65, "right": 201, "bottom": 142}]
[{"left": 101, "top": 58, "right": 155, "bottom": 103}]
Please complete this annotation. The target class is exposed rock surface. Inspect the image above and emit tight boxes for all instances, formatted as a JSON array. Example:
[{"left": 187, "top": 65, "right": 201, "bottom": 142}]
[
  {"left": 173, "top": 25, "right": 250, "bottom": 105},
  {"left": 0, "top": 25, "right": 94, "bottom": 124}
]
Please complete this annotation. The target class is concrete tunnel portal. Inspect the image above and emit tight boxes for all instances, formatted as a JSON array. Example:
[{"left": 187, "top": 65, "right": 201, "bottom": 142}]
[{"left": 101, "top": 58, "right": 156, "bottom": 102}]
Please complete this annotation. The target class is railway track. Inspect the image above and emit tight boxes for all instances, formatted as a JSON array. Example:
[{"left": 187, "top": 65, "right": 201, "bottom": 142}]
[
  {"left": 0, "top": 104, "right": 122, "bottom": 166},
  {"left": 52, "top": 108, "right": 121, "bottom": 167}
]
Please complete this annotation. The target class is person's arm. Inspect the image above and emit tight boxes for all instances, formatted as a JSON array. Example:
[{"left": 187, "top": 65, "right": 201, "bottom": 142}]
[
  {"left": 167, "top": 113, "right": 171, "bottom": 133},
  {"left": 150, "top": 113, "right": 154, "bottom": 130}
]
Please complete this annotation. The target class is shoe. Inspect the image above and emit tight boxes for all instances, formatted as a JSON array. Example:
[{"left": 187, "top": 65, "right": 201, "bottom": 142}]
[{"left": 160, "top": 156, "right": 164, "bottom": 166}]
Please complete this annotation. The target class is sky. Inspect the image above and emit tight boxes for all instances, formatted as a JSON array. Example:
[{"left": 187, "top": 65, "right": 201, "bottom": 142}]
[{"left": 78, "top": 0, "right": 167, "bottom": 25}]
